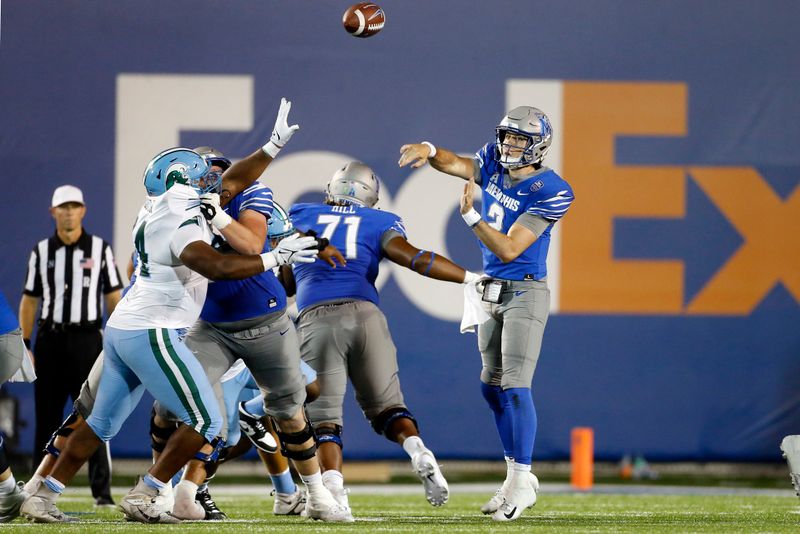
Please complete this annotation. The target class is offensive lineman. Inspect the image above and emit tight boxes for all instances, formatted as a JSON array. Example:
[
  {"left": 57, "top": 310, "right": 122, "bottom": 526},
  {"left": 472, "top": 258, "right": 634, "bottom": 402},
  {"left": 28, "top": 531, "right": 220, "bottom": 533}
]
[
  {"left": 288, "top": 161, "right": 480, "bottom": 519},
  {"left": 399, "top": 106, "right": 575, "bottom": 521}
]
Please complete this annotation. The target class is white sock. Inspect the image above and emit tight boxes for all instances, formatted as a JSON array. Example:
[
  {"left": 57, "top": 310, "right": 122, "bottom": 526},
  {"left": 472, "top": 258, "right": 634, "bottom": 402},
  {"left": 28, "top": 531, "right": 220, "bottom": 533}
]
[
  {"left": 505, "top": 456, "right": 515, "bottom": 481},
  {"left": 513, "top": 462, "right": 532, "bottom": 482},
  {"left": 402, "top": 436, "right": 426, "bottom": 458},
  {"left": 23, "top": 474, "right": 44, "bottom": 494},
  {"left": 175, "top": 480, "right": 198, "bottom": 502},
  {"left": 321, "top": 470, "right": 344, "bottom": 490},
  {"left": 300, "top": 470, "right": 325, "bottom": 496},
  {"left": 0, "top": 476, "right": 16, "bottom": 496}
]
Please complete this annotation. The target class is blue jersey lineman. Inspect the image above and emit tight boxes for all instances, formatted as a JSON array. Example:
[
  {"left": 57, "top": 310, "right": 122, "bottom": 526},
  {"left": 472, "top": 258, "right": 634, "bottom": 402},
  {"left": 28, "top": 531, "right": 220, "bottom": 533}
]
[{"left": 399, "top": 106, "right": 574, "bottom": 522}]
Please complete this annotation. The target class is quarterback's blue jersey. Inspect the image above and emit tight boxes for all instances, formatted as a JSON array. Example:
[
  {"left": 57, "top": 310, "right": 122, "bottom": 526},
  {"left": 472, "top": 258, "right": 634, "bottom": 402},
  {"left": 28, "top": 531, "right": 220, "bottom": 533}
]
[
  {"left": 475, "top": 142, "right": 574, "bottom": 280},
  {"left": 289, "top": 202, "right": 406, "bottom": 312},
  {"left": 201, "top": 182, "right": 287, "bottom": 323},
  {"left": 0, "top": 291, "right": 19, "bottom": 335}
]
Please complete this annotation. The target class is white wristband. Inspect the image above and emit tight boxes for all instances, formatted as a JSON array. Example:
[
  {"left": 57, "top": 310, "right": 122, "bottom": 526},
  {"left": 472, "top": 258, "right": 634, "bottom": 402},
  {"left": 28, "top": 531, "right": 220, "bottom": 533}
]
[
  {"left": 461, "top": 208, "right": 482, "bottom": 228},
  {"left": 211, "top": 210, "right": 233, "bottom": 231},
  {"left": 260, "top": 251, "right": 278, "bottom": 272},
  {"left": 421, "top": 141, "right": 437, "bottom": 159},
  {"left": 463, "top": 271, "right": 480, "bottom": 284},
  {"left": 262, "top": 140, "right": 281, "bottom": 158}
]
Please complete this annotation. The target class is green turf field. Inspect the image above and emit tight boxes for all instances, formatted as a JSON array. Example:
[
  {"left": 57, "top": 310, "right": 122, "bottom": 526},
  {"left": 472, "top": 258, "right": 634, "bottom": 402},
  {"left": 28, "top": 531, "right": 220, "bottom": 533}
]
[{"left": 5, "top": 489, "right": 800, "bottom": 532}]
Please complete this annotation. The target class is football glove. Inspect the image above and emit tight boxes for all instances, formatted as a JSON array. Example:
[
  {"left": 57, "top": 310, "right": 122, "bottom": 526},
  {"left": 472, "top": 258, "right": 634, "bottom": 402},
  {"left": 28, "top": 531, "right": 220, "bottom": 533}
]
[{"left": 262, "top": 97, "right": 300, "bottom": 158}]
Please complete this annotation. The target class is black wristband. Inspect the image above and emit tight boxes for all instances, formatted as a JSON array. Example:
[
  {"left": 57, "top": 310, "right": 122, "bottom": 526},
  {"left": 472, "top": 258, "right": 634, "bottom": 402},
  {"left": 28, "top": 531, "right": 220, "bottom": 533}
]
[
  {"left": 23, "top": 338, "right": 31, "bottom": 349},
  {"left": 316, "top": 237, "right": 330, "bottom": 252}
]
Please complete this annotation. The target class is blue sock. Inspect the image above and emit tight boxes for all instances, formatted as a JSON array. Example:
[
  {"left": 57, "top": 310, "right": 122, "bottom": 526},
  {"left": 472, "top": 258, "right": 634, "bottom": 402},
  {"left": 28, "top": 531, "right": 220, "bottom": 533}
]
[
  {"left": 480, "top": 382, "right": 514, "bottom": 457},
  {"left": 143, "top": 473, "right": 167, "bottom": 491},
  {"left": 171, "top": 467, "right": 184, "bottom": 487},
  {"left": 270, "top": 468, "right": 296, "bottom": 495},
  {"left": 44, "top": 476, "right": 65, "bottom": 494},
  {"left": 244, "top": 395, "right": 267, "bottom": 418},
  {"left": 505, "top": 387, "right": 537, "bottom": 465}
]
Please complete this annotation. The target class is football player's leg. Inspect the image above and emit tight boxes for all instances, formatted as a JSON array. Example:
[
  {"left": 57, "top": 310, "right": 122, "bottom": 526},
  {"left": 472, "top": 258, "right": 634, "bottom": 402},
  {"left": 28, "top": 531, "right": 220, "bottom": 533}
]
[
  {"left": 0, "top": 329, "right": 26, "bottom": 522},
  {"left": 477, "top": 311, "right": 518, "bottom": 514},
  {"left": 23, "top": 331, "right": 143, "bottom": 523},
  {"left": 247, "top": 312, "right": 350, "bottom": 522},
  {"left": 124, "top": 328, "right": 223, "bottom": 521},
  {"left": 492, "top": 283, "right": 549, "bottom": 522},
  {"left": 781, "top": 435, "right": 800, "bottom": 498}
]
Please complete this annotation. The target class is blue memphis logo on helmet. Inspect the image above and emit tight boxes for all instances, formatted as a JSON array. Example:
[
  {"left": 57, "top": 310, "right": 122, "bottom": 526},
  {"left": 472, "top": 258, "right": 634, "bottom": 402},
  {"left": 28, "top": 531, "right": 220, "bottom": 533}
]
[
  {"left": 495, "top": 106, "right": 553, "bottom": 169},
  {"left": 143, "top": 148, "right": 213, "bottom": 197},
  {"left": 268, "top": 202, "right": 294, "bottom": 240},
  {"left": 325, "top": 161, "right": 380, "bottom": 208}
]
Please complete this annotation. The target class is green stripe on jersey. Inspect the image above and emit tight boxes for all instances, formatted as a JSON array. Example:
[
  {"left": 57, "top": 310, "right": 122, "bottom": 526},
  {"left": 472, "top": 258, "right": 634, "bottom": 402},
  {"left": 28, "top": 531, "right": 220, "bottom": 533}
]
[{"left": 179, "top": 217, "right": 200, "bottom": 228}]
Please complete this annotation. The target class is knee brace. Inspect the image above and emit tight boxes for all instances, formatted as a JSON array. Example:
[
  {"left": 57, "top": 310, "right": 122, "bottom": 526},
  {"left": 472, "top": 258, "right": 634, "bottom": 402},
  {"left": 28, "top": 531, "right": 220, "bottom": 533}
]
[
  {"left": 315, "top": 424, "right": 343, "bottom": 449},
  {"left": 44, "top": 409, "right": 81, "bottom": 458},
  {"left": 193, "top": 436, "right": 226, "bottom": 481},
  {"left": 149, "top": 408, "right": 178, "bottom": 453},
  {"left": 275, "top": 420, "right": 317, "bottom": 461},
  {"left": 370, "top": 407, "right": 418, "bottom": 437}
]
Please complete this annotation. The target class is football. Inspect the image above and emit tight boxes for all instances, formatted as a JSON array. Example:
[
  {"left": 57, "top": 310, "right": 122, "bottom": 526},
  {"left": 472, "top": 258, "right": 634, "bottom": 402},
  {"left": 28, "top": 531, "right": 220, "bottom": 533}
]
[{"left": 342, "top": 2, "right": 385, "bottom": 38}]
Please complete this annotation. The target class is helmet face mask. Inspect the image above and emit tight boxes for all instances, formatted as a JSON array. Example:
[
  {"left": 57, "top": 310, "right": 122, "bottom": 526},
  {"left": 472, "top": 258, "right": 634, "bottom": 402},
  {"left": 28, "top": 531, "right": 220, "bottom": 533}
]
[
  {"left": 496, "top": 106, "right": 552, "bottom": 169},
  {"left": 143, "top": 148, "right": 212, "bottom": 197},
  {"left": 325, "top": 161, "right": 380, "bottom": 208}
]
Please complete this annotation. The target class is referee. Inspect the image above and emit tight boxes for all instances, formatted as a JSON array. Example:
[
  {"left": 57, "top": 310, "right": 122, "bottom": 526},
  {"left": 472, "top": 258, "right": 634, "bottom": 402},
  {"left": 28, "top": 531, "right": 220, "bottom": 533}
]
[{"left": 18, "top": 185, "right": 122, "bottom": 506}]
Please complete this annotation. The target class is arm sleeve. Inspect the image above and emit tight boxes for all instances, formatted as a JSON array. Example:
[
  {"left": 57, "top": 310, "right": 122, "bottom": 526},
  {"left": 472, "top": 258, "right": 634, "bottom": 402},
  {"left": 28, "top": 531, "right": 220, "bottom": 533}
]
[
  {"left": 472, "top": 143, "right": 496, "bottom": 186},
  {"left": 170, "top": 216, "right": 208, "bottom": 258},
  {"left": 100, "top": 242, "right": 123, "bottom": 293},
  {"left": 514, "top": 213, "right": 551, "bottom": 238},
  {"left": 379, "top": 216, "right": 408, "bottom": 251},
  {"left": 23, "top": 246, "right": 42, "bottom": 296}
]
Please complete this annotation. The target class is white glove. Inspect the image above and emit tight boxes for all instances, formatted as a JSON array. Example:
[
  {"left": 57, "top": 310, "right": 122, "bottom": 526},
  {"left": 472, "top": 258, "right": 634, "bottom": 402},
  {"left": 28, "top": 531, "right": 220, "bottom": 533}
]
[
  {"left": 262, "top": 97, "right": 300, "bottom": 158},
  {"left": 199, "top": 193, "right": 233, "bottom": 230},
  {"left": 260, "top": 234, "right": 318, "bottom": 271}
]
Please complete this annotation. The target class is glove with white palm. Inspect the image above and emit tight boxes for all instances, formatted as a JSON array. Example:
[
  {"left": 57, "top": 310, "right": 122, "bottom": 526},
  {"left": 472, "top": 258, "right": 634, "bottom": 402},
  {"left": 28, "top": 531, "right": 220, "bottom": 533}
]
[
  {"left": 262, "top": 97, "right": 300, "bottom": 158},
  {"left": 260, "top": 234, "right": 318, "bottom": 271}
]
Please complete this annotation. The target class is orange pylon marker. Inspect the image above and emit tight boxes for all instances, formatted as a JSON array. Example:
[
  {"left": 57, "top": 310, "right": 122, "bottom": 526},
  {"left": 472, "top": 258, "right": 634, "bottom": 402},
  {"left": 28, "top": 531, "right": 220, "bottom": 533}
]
[{"left": 571, "top": 427, "right": 594, "bottom": 490}]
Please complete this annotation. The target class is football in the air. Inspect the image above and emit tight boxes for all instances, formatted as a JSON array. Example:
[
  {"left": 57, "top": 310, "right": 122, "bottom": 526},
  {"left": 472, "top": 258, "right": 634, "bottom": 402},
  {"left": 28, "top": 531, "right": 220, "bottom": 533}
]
[{"left": 342, "top": 3, "right": 385, "bottom": 38}]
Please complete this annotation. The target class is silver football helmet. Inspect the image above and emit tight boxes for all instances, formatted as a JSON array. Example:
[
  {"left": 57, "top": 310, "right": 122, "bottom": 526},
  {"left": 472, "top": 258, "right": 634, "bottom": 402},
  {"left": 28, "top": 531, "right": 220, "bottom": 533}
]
[
  {"left": 496, "top": 106, "right": 552, "bottom": 169},
  {"left": 325, "top": 161, "right": 380, "bottom": 208}
]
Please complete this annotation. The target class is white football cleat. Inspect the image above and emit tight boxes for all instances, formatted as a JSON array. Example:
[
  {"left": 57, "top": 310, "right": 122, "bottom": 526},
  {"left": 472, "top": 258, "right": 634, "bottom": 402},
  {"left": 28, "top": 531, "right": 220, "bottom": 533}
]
[
  {"left": 272, "top": 488, "right": 306, "bottom": 516},
  {"left": 19, "top": 494, "right": 77, "bottom": 523},
  {"left": 780, "top": 435, "right": 800, "bottom": 498},
  {"left": 492, "top": 472, "right": 539, "bottom": 522},
  {"left": 120, "top": 478, "right": 180, "bottom": 524},
  {"left": 171, "top": 495, "right": 205, "bottom": 520},
  {"left": 0, "top": 481, "right": 28, "bottom": 523},
  {"left": 412, "top": 449, "right": 449, "bottom": 506},
  {"left": 305, "top": 486, "right": 354, "bottom": 523},
  {"left": 480, "top": 484, "right": 508, "bottom": 515}
]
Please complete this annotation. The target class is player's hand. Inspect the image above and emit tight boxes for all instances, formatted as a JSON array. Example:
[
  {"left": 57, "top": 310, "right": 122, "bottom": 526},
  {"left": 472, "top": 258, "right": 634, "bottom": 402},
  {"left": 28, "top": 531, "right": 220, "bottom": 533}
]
[
  {"left": 319, "top": 243, "right": 347, "bottom": 268},
  {"left": 398, "top": 143, "right": 431, "bottom": 169},
  {"left": 199, "top": 192, "right": 233, "bottom": 230},
  {"left": 460, "top": 177, "right": 476, "bottom": 214},
  {"left": 263, "top": 97, "right": 300, "bottom": 158},
  {"left": 271, "top": 234, "right": 318, "bottom": 265}
]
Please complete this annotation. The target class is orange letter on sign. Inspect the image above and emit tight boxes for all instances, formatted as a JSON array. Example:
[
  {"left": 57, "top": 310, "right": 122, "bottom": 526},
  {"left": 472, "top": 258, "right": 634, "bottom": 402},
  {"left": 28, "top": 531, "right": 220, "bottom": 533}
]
[
  {"left": 560, "top": 82, "right": 687, "bottom": 313},
  {"left": 687, "top": 168, "right": 800, "bottom": 315}
]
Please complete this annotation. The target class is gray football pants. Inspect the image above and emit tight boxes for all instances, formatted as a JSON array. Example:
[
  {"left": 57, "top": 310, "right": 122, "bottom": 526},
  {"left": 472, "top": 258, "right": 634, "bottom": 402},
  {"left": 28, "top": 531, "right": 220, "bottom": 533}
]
[
  {"left": 297, "top": 300, "right": 405, "bottom": 427},
  {"left": 478, "top": 279, "right": 550, "bottom": 389},
  {"left": 0, "top": 329, "right": 25, "bottom": 383}
]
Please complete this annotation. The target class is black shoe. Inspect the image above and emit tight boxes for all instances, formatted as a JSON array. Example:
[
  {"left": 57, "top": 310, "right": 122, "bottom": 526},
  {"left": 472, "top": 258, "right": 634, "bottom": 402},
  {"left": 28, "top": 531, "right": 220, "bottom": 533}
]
[
  {"left": 238, "top": 402, "right": 278, "bottom": 453},
  {"left": 94, "top": 496, "right": 116, "bottom": 507},
  {"left": 196, "top": 487, "right": 227, "bottom": 521}
]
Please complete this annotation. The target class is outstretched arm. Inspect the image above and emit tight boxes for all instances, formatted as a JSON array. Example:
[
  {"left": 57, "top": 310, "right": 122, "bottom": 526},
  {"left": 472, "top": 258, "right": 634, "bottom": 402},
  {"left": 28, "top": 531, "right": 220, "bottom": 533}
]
[
  {"left": 398, "top": 142, "right": 477, "bottom": 181},
  {"left": 383, "top": 236, "right": 477, "bottom": 283},
  {"left": 219, "top": 98, "right": 299, "bottom": 206}
]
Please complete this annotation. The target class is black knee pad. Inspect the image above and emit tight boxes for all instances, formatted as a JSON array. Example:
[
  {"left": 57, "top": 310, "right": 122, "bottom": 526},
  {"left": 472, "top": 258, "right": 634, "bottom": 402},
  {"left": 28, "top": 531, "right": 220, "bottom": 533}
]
[
  {"left": 275, "top": 420, "right": 317, "bottom": 461},
  {"left": 315, "top": 424, "right": 343, "bottom": 449},
  {"left": 150, "top": 408, "right": 178, "bottom": 453},
  {"left": 370, "top": 407, "right": 419, "bottom": 437},
  {"left": 44, "top": 409, "right": 81, "bottom": 458}
]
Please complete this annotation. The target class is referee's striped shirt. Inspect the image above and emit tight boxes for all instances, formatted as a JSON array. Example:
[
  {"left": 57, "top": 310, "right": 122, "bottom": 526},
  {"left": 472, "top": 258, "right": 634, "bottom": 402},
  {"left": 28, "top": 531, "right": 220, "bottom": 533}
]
[{"left": 23, "top": 230, "right": 123, "bottom": 325}]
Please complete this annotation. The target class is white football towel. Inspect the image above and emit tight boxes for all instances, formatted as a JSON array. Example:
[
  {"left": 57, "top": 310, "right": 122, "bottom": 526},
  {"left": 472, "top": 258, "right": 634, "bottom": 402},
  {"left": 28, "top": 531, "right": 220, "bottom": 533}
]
[{"left": 460, "top": 282, "right": 491, "bottom": 334}]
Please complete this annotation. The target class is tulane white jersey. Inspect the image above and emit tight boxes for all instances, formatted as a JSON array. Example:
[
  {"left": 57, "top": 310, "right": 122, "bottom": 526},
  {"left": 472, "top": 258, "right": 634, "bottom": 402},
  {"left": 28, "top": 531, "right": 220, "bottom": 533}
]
[{"left": 108, "top": 184, "right": 212, "bottom": 330}]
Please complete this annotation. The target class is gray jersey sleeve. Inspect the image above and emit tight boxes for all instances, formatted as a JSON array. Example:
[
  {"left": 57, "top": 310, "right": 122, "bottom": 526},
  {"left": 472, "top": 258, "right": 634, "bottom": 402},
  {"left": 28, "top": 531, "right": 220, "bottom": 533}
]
[
  {"left": 380, "top": 229, "right": 405, "bottom": 250},
  {"left": 472, "top": 158, "right": 482, "bottom": 186},
  {"left": 514, "top": 213, "right": 551, "bottom": 238}
]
